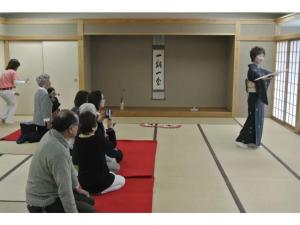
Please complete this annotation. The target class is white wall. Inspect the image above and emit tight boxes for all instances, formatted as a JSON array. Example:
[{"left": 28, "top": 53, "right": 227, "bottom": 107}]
[
  {"left": 42, "top": 41, "right": 79, "bottom": 110},
  {"left": 8, "top": 41, "right": 79, "bottom": 115}
]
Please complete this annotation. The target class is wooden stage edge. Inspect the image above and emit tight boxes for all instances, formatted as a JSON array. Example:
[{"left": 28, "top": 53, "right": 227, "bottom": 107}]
[{"left": 108, "top": 107, "right": 232, "bottom": 117}]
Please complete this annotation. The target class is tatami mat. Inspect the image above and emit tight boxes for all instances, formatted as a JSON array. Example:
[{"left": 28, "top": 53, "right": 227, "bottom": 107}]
[
  {"left": 114, "top": 117, "right": 236, "bottom": 125},
  {"left": 0, "top": 158, "right": 31, "bottom": 201},
  {"left": 0, "top": 202, "right": 27, "bottom": 213},
  {"left": 0, "top": 142, "right": 36, "bottom": 155},
  {"left": 114, "top": 123, "right": 155, "bottom": 140},
  {"left": 201, "top": 123, "right": 300, "bottom": 212},
  {"left": 236, "top": 117, "right": 300, "bottom": 177},
  {"left": 0, "top": 116, "right": 36, "bottom": 155},
  {"left": 0, "top": 155, "right": 29, "bottom": 178},
  {"left": 152, "top": 124, "right": 238, "bottom": 212},
  {"left": 0, "top": 116, "right": 299, "bottom": 213}
]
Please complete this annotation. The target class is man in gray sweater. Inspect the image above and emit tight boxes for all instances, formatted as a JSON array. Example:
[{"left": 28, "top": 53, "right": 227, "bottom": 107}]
[{"left": 26, "top": 110, "right": 95, "bottom": 213}]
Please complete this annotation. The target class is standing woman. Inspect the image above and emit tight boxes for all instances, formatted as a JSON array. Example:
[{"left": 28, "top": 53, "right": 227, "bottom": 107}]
[
  {"left": 236, "top": 46, "right": 278, "bottom": 148},
  {"left": 0, "top": 59, "right": 28, "bottom": 124},
  {"left": 33, "top": 74, "right": 53, "bottom": 140},
  {"left": 236, "top": 47, "right": 278, "bottom": 148}
]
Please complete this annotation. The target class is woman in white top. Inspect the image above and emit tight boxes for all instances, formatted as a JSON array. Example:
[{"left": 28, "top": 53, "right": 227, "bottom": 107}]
[{"left": 0, "top": 59, "right": 28, "bottom": 124}]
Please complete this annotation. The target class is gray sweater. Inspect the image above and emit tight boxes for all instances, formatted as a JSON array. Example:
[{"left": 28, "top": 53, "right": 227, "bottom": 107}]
[
  {"left": 26, "top": 129, "right": 79, "bottom": 213},
  {"left": 33, "top": 87, "right": 52, "bottom": 126}
]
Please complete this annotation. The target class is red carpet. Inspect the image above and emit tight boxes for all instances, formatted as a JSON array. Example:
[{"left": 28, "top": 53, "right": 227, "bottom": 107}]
[
  {"left": 117, "top": 140, "right": 157, "bottom": 178},
  {"left": 0, "top": 129, "right": 21, "bottom": 141},
  {"left": 94, "top": 178, "right": 154, "bottom": 213},
  {"left": 0, "top": 133, "right": 156, "bottom": 212}
]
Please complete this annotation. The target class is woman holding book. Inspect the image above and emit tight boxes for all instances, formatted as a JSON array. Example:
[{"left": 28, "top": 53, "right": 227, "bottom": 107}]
[{"left": 235, "top": 46, "right": 278, "bottom": 149}]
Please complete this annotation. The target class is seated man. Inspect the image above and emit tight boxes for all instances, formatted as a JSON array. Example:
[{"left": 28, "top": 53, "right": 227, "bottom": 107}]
[{"left": 26, "top": 110, "right": 95, "bottom": 213}]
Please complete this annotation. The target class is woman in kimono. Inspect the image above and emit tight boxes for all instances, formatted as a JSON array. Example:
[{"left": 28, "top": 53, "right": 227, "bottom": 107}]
[{"left": 235, "top": 46, "right": 278, "bottom": 149}]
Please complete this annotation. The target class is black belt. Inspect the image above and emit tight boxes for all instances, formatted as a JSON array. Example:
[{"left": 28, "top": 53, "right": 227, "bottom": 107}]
[{"left": 27, "top": 205, "right": 47, "bottom": 213}]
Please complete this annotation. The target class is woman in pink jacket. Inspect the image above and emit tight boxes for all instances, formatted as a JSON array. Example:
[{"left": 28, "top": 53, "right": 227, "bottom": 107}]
[{"left": 0, "top": 59, "right": 28, "bottom": 124}]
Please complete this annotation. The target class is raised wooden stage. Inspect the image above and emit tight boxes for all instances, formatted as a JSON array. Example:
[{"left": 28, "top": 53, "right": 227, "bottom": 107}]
[{"left": 109, "top": 107, "right": 231, "bottom": 117}]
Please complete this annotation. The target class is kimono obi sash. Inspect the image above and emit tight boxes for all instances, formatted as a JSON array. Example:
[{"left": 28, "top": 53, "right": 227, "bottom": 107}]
[{"left": 245, "top": 79, "right": 256, "bottom": 93}]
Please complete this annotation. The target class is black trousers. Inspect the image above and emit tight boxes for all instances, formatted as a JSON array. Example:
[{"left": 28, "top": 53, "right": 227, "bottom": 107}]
[
  {"left": 27, "top": 191, "right": 95, "bottom": 213},
  {"left": 37, "top": 125, "right": 48, "bottom": 138},
  {"left": 17, "top": 124, "right": 48, "bottom": 144}
]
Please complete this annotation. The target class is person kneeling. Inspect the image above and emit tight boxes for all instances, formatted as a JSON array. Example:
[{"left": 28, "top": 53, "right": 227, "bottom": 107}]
[
  {"left": 73, "top": 110, "right": 125, "bottom": 194},
  {"left": 26, "top": 110, "right": 95, "bottom": 213}
]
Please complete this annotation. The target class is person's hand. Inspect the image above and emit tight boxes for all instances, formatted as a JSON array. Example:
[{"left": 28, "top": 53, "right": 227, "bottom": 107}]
[
  {"left": 107, "top": 118, "right": 114, "bottom": 129},
  {"left": 75, "top": 186, "right": 90, "bottom": 198},
  {"left": 46, "top": 122, "right": 52, "bottom": 129},
  {"left": 272, "top": 71, "right": 280, "bottom": 77},
  {"left": 97, "top": 111, "right": 105, "bottom": 123}
]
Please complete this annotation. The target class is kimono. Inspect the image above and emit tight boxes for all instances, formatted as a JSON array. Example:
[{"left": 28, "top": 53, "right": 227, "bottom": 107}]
[{"left": 236, "top": 63, "right": 271, "bottom": 146}]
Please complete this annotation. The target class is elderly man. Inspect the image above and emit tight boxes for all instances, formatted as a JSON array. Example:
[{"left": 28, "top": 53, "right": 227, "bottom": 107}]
[
  {"left": 26, "top": 110, "right": 95, "bottom": 213},
  {"left": 33, "top": 74, "right": 53, "bottom": 140}
]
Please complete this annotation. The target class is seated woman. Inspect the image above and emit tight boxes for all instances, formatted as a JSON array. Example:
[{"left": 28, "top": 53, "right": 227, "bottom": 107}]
[
  {"left": 78, "top": 103, "right": 120, "bottom": 174},
  {"left": 48, "top": 87, "right": 61, "bottom": 121},
  {"left": 47, "top": 87, "right": 61, "bottom": 110},
  {"left": 17, "top": 92, "right": 61, "bottom": 144},
  {"left": 88, "top": 90, "right": 123, "bottom": 163},
  {"left": 72, "top": 110, "right": 125, "bottom": 194},
  {"left": 72, "top": 90, "right": 89, "bottom": 115},
  {"left": 33, "top": 74, "right": 53, "bottom": 140}
]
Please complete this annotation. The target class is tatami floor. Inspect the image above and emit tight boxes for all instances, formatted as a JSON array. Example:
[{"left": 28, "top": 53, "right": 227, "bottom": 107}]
[{"left": 0, "top": 116, "right": 300, "bottom": 213}]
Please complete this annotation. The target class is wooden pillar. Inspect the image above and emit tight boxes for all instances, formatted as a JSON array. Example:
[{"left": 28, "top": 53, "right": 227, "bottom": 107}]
[
  {"left": 4, "top": 40, "right": 9, "bottom": 66},
  {"left": 231, "top": 22, "right": 240, "bottom": 117},
  {"left": 77, "top": 19, "right": 85, "bottom": 90}
]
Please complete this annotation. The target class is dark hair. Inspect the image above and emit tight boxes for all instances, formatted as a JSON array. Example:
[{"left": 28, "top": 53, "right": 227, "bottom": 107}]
[
  {"left": 6, "top": 59, "right": 20, "bottom": 71},
  {"left": 52, "top": 110, "right": 78, "bottom": 132},
  {"left": 250, "top": 46, "right": 266, "bottom": 62},
  {"left": 74, "top": 90, "right": 89, "bottom": 108},
  {"left": 88, "top": 90, "right": 102, "bottom": 110},
  {"left": 79, "top": 111, "right": 97, "bottom": 135},
  {"left": 47, "top": 87, "right": 55, "bottom": 95},
  {"left": 52, "top": 98, "right": 61, "bottom": 113}
]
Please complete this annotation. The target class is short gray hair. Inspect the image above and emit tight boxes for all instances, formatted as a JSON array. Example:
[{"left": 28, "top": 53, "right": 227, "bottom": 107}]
[
  {"left": 36, "top": 74, "right": 50, "bottom": 87},
  {"left": 79, "top": 103, "right": 99, "bottom": 117}
]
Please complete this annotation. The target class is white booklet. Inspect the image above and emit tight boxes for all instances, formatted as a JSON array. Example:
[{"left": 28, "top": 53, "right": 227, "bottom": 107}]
[{"left": 254, "top": 71, "right": 287, "bottom": 81}]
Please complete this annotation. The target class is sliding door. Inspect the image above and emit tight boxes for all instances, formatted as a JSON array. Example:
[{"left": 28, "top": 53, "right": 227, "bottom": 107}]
[
  {"left": 43, "top": 41, "right": 79, "bottom": 110},
  {"left": 273, "top": 40, "right": 300, "bottom": 128}
]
